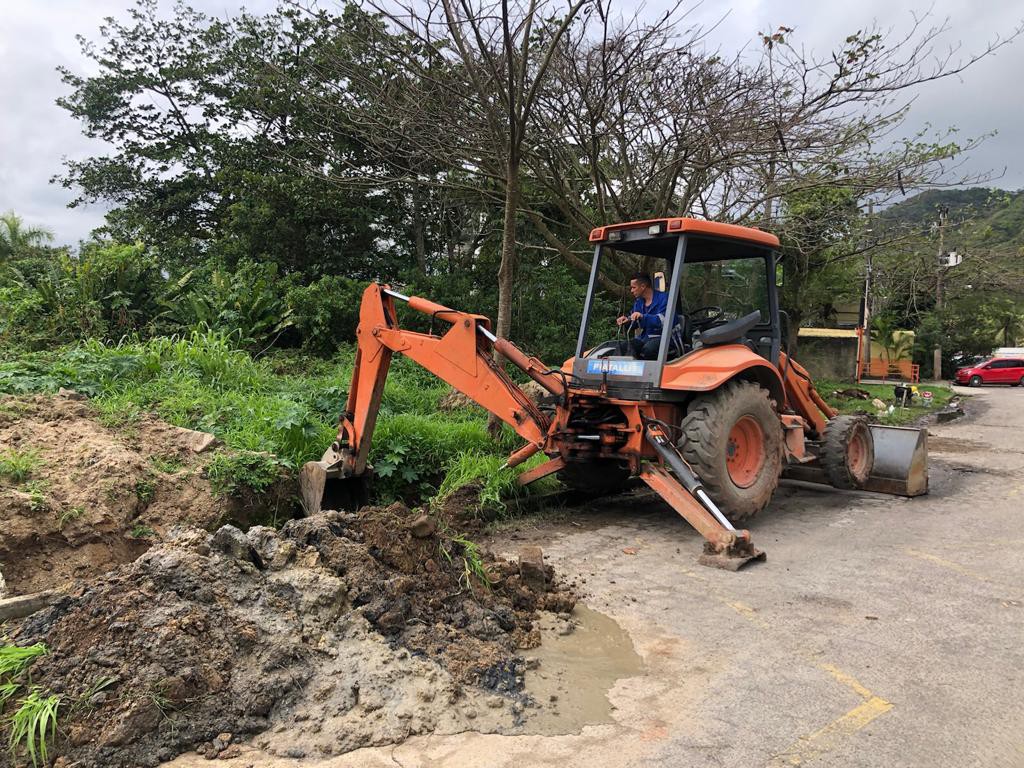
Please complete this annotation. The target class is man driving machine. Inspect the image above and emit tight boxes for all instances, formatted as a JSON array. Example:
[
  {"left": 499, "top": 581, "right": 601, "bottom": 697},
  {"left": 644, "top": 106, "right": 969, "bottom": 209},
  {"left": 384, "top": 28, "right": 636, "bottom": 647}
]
[{"left": 616, "top": 272, "right": 671, "bottom": 360}]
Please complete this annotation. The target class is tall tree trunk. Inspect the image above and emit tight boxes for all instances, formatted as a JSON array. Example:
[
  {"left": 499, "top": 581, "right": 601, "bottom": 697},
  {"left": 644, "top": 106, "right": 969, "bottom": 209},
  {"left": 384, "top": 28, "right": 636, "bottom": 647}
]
[
  {"left": 412, "top": 184, "right": 427, "bottom": 275},
  {"left": 488, "top": 162, "right": 520, "bottom": 436}
]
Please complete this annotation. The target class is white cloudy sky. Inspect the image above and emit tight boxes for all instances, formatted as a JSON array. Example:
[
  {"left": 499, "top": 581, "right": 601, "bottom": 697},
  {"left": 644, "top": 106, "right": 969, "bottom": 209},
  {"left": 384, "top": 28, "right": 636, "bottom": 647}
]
[{"left": 1, "top": 0, "right": 1022, "bottom": 246}]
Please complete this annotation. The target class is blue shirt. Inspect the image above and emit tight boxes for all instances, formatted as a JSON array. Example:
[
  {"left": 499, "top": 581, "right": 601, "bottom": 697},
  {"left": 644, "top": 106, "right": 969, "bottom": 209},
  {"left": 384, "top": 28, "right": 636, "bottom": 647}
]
[{"left": 632, "top": 290, "right": 669, "bottom": 340}]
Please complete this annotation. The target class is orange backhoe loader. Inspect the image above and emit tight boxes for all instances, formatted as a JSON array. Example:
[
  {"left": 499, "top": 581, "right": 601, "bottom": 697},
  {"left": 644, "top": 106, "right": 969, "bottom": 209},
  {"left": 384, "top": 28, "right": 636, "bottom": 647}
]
[{"left": 300, "top": 218, "right": 928, "bottom": 569}]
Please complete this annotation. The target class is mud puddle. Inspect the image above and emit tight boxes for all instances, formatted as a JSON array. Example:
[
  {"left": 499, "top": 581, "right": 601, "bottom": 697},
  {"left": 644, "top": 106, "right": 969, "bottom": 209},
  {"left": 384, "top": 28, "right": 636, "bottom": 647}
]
[{"left": 523, "top": 605, "right": 642, "bottom": 734}]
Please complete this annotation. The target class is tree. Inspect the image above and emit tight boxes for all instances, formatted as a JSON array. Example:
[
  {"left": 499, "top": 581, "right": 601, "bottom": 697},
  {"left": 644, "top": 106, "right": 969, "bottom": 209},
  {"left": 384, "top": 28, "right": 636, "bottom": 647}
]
[
  {"left": 56, "top": 0, "right": 402, "bottom": 280},
  {"left": 0, "top": 212, "right": 54, "bottom": 277}
]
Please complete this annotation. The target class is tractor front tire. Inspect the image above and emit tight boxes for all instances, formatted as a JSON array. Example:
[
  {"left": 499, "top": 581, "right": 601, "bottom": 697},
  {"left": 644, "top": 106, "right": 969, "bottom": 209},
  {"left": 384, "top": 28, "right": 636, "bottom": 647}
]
[
  {"left": 679, "top": 381, "right": 783, "bottom": 523},
  {"left": 821, "top": 415, "right": 874, "bottom": 490}
]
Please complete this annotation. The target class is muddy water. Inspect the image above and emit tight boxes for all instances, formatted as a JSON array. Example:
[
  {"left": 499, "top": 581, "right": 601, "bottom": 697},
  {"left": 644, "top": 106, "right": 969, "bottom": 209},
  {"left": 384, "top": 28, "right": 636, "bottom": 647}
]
[{"left": 522, "top": 605, "right": 643, "bottom": 735}]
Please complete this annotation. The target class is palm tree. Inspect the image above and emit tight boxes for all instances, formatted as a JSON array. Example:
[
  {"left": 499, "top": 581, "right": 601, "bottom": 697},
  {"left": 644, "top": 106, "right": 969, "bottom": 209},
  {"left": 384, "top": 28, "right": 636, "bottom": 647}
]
[{"left": 0, "top": 211, "right": 53, "bottom": 275}]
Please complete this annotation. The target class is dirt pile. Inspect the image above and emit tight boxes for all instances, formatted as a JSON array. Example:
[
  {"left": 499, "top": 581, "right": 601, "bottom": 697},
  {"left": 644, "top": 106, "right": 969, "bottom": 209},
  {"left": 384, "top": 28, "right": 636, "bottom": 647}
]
[
  {"left": 8, "top": 502, "right": 575, "bottom": 767},
  {"left": 0, "top": 394, "right": 244, "bottom": 595}
]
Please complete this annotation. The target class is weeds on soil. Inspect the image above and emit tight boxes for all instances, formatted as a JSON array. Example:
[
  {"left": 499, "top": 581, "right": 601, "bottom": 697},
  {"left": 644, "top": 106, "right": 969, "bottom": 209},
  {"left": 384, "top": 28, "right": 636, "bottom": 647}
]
[
  {"left": 0, "top": 448, "right": 41, "bottom": 485},
  {"left": 58, "top": 506, "right": 85, "bottom": 528},
  {"left": 7, "top": 687, "right": 61, "bottom": 768},
  {"left": 0, "top": 334, "right": 552, "bottom": 510},
  {"left": 0, "top": 644, "right": 47, "bottom": 683}
]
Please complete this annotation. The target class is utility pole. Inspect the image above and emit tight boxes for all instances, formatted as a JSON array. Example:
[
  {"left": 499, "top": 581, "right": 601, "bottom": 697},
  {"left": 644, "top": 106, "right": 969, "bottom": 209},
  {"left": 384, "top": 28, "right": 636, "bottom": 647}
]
[
  {"left": 859, "top": 202, "right": 874, "bottom": 382},
  {"left": 933, "top": 205, "right": 948, "bottom": 381}
]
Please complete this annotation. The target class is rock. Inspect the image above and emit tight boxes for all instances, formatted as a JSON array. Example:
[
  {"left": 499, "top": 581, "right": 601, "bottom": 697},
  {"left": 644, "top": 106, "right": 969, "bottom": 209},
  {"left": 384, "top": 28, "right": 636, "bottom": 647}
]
[
  {"left": 247, "top": 526, "right": 295, "bottom": 570},
  {"left": 486, "top": 695, "right": 505, "bottom": 708},
  {"left": 541, "top": 592, "right": 576, "bottom": 613},
  {"left": 0, "top": 568, "right": 6, "bottom": 600},
  {"left": 518, "top": 546, "right": 547, "bottom": 592},
  {"left": 171, "top": 426, "right": 222, "bottom": 454},
  {"left": 409, "top": 514, "right": 437, "bottom": 539},
  {"left": 212, "top": 526, "right": 253, "bottom": 561},
  {"left": 57, "top": 387, "right": 87, "bottom": 401},
  {"left": 218, "top": 744, "right": 244, "bottom": 759},
  {"left": 871, "top": 398, "right": 887, "bottom": 410},
  {"left": 524, "top": 656, "right": 539, "bottom": 670},
  {"left": 101, "top": 699, "right": 163, "bottom": 747}
]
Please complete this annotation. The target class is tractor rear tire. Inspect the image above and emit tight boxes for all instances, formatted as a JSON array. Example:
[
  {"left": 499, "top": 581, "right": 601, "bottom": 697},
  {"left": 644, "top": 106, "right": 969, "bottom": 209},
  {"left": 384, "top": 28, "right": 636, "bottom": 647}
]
[
  {"left": 557, "top": 460, "right": 631, "bottom": 496},
  {"left": 821, "top": 415, "right": 874, "bottom": 490},
  {"left": 679, "top": 381, "right": 783, "bottom": 523}
]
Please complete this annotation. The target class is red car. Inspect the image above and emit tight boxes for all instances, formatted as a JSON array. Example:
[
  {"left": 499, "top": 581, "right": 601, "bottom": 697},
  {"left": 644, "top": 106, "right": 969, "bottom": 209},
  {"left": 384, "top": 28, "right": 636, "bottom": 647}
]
[{"left": 955, "top": 357, "right": 1024, "bottom": 387}]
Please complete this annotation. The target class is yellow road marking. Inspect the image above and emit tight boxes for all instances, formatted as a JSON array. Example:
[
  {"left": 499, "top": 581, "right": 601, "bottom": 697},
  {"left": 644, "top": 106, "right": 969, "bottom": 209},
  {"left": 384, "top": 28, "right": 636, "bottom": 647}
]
[
  {"left": 727, "top": 601, "right": 771, "bottom": 629},
  {"left": 771, "top": 696, "right": 893, "bottom": 767},
  {"left": 818, "top": 664, "right": 873, "bottom": 701},
  {"left": 905, "top": 548, "right": 990, "bottom": 583},
  {"left": 682, "top": 569, "right": 895, "bottom": 765}
]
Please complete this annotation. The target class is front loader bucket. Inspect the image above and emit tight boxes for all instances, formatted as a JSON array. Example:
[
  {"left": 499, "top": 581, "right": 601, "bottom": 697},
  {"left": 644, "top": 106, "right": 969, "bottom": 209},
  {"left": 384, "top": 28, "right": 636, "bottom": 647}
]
[
  {"left": 299, "top": 460, "right": 371, "bottom": 515},
  {"left": 861, "top": 425, "right": 928, "bottom": 497}
]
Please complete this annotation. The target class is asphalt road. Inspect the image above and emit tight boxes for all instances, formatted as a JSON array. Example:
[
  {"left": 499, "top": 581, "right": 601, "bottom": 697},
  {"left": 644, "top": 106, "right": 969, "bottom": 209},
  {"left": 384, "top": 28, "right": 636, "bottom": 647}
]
[{"left": 171, "top": 384, "right": 1024, "bottom": 768}]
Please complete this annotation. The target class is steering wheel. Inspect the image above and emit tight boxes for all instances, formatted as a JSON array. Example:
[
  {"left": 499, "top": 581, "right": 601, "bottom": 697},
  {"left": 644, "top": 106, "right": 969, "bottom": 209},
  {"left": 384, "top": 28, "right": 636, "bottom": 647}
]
[{"left": 687, "top": 305, "right": 724, "bottom": 329}]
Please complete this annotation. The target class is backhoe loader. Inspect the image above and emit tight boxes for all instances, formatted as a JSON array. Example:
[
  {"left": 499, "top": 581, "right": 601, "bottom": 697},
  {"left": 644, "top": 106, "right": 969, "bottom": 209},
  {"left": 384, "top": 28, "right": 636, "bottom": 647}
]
[{"left": 300, "top": 218, "right": 928, "bottom": 569}]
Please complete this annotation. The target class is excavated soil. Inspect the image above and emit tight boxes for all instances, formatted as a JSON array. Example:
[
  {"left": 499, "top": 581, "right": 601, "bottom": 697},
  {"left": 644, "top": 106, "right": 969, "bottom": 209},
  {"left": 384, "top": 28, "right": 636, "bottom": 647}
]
[
  {"left": 6, "top": 501, "right": 575, "bottom": 767},
  {"left": 0, "top": 394, "right": 253, "bottom": 595}
]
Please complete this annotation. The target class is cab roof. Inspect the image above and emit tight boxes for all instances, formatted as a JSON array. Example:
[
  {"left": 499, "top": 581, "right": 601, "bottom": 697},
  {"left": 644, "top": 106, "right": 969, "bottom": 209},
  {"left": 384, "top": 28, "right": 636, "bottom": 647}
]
[{"left": 589, "top": 217, "right": 780, "bottom": 251}]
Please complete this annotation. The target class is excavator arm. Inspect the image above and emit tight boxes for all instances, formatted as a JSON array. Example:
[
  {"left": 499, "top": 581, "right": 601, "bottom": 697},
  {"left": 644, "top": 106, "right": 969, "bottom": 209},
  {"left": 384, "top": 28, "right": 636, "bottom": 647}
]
[{"left": 299, "top": 283, "right": 566, "bottom": 514}]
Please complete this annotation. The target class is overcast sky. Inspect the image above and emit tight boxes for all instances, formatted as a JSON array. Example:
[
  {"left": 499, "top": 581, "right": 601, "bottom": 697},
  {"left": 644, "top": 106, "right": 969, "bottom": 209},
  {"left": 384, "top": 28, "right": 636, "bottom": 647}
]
[{"left": 1, "top": 0, "right": 1022, "bottom": 246}]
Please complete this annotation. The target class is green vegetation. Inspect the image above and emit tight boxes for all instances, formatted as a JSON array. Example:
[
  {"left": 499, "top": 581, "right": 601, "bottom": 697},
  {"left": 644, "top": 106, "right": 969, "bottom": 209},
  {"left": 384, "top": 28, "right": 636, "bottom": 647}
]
[
  {"left": 134, "top": 476, "right": 157, "bottom": 504},
  {"left": 24, "top": 483, "right": 49, "bottom": 514},
  {"left": 0, "top": 448, "right": 41, "bottom": 485},
  {"left": 58, "top": 506, "right": 86, "bottom": 529},
  {"left": 0, "top": 644, "right": 47, "bottom": 682},
  {"left": 0, "top": 644, "right": 59, "bottom": 766},
  {"left": 149, "top": 454, "right": 184, "bottom": 474},
  {"left": 130, "top": 524, "right": 157, "bottom": 539},
  {"left": 7, "top": 688, "right": 61, "bottom": 768},
  {"left": 0, "top": 333, "right": 541, "bottom": 508},
  {"left": 435, "top": 452, "right": 559, "bottom": 518},
  {"left": 817, "top": 380, "right": 954, "bottom": 426}
]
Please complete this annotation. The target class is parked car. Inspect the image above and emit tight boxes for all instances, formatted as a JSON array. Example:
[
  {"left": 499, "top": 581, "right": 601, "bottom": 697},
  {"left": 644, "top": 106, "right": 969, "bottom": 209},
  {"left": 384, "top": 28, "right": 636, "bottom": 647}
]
[{"left": 954, "top": 357, "right": 1024, "bottom": 387}]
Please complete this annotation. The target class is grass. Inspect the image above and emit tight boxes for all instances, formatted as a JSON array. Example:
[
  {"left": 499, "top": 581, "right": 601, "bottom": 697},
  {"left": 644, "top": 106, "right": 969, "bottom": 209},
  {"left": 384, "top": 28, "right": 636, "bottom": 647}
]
[
  {"left": 816, "top": 379, "right": 955, "bottom": 426},
  {"left": 7, "top": 687, "right": 61, "bottom": 768},
  {"left": 134, "top": 476, "right": 157, "bottom": 503},
  {"left": 57, "top": 506, "right": 85, "bottom": 528},
  {"left": 149, "top": 454, "right": 184, "bottom": 474},
  {"left": 0, "top": 448, "right": 42, "bottom": 485},
  {"left": 434, "top": 451, "right": 560, "bottom": 518},
  {"left": 0, "top": 644, "right": 47, "bottom": 682},
  {"left": 24, "top": 482, "right": 49, "bottom": 514},
  {"left": 0, "top": 333, "right": 545, "bottom": 511},
  {"left": 130, "top": 524, "right": 156, "bottom": 539}
]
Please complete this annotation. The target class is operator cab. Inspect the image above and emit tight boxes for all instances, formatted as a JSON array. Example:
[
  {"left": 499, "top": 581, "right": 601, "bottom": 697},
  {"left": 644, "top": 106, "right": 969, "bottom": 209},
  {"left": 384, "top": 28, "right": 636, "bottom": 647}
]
[{"left": 573, "top": 218, "right": 782, "bottom": 400}]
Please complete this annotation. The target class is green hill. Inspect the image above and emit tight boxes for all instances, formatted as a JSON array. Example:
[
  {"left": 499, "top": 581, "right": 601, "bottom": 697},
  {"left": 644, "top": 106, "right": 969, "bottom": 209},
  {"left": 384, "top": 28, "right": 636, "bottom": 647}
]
[{"left": 881, "top": 187, "right": 1024, "bottom": 251}]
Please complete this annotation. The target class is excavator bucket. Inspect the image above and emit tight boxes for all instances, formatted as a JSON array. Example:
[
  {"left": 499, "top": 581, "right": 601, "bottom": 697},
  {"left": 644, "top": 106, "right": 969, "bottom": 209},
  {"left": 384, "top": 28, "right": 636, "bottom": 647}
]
[
  {"left": 299, "top": 460, "right": 371, "bottom": 515},
  {"left": 861, "top": 425, "right": 928, "bottom": 497}
]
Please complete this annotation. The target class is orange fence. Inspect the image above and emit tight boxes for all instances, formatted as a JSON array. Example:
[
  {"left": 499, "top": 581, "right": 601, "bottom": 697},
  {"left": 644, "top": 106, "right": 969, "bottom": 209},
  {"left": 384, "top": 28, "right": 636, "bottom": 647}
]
[{"left": 859, "top": 358, "right": 920, "bottom": 382}]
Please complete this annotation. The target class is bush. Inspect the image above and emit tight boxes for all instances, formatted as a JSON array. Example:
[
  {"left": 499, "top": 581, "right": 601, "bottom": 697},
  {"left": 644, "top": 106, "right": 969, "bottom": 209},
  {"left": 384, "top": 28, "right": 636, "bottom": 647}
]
[
  {"left": 286, "top": 275, "right": 366, "bottom": 354},
  {"left": 163, "top": 260, "right": 295, "bottom": 351},
  {"left": 33, "top": 241, "right": 166, "bottom": 342}
]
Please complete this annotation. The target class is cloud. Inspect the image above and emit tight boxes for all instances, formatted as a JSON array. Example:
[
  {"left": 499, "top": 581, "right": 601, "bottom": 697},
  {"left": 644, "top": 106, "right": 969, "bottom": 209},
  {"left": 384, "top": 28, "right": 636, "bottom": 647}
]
[{"left": 1, "top": 0, "right": 1021, "bottom": 247}]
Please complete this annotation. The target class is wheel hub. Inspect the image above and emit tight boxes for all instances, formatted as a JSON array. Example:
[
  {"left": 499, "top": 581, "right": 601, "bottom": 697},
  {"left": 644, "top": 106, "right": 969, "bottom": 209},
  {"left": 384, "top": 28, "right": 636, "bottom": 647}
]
[{"left": 726, "top": 415, "right": 765, "bottom": 488}]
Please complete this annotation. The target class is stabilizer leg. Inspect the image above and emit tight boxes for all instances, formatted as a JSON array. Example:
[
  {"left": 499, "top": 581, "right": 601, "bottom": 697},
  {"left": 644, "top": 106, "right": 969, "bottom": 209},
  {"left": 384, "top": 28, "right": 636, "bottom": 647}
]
[
  {"left": 640, "top": 466, "right": 765, "bottom": 570},
  {"left": 642, "top": 420, "right": 765, "bottom": 570}
]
